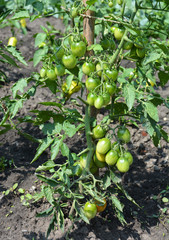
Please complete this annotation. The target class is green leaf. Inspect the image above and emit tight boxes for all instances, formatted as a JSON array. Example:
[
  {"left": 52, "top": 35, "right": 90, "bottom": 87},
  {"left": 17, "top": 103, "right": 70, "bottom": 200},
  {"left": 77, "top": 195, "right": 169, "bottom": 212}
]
[
  {"left": 103, "top": 171, "right": 111, "bottom": 189},
  {"left": 60, "top": 142, "right": 69, "bottom": 157},
  {"left": 31, "top": 137, "right": 54, "bottom": 163},
  {"left": 87, "top": 44, "right": 103, "bottom": 52},
  {"left": 33, "top": 48, "right": 48, "bottom": 67},
  {"left": 123, "top": 84, "right": 135, "bottom": 110},
  {"left": 10, "top": 99, "right": 24, "bottom": 118},
  {"left": 46, "top": 212, "right": 57, "bottom": 238},
  {"left": 110, "top": 171, "right": 121, "bottom": 184},
  {"left": 58, "top": 207, "right": 64, "bottom": 232},
  {"left": 36, "top": 161, "right": 57, "bottom": 172},
  {"left": 111, "top": 195, "right": 123, "bottom": 212},
  {"left": 143, "top": 52, "right": 162, "bottom": 65},
  {"left": 6, "top": 46, "right": 27, "bottom": 66},
  {"left": 51, "top": 138, "right": 62, "bottom": 161},
  {"left": 63, "top": 121, "right": 77, "bottom": 137},
  {"left": 36, "top": 206, "right": 54, "bottom": 218},
  {"left": 144, "top": 102, "right": 159, "bottom": 122},
  {"left": 86, "top": 0, "right": 97, "bottom": 6},
  {"left": 35, "top": 33, "right": 47, "bottom": 48},
  {"left": 12, "top": 78, "right": 28, "bottom": 98},
  {"left": 158, "top": 71, "right": 169, "bottom": 87},
  {"left": 10, "top": 10, "right": 29, "bottom": 20},
  {"left": 0, "top": 53, "right": 18, "bottom": 67},
  {"left": 42, "top": 186, "right": 54, "bottom": 205},
  {"left": 36, "top": 174, "right": 59, "bottom": 187}
]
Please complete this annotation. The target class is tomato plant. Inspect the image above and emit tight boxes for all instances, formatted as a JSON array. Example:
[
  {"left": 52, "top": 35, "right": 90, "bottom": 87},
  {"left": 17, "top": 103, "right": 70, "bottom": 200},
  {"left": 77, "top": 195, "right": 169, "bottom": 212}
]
[{"left": 1, "top": 0, "right": 169, "bottom": 237}]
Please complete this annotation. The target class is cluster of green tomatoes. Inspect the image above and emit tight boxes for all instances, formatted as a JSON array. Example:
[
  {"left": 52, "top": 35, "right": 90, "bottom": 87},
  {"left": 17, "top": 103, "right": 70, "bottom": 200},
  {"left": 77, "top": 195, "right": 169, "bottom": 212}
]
[{"left": 72, "top": 124, "right": 133, "bottom": 179}]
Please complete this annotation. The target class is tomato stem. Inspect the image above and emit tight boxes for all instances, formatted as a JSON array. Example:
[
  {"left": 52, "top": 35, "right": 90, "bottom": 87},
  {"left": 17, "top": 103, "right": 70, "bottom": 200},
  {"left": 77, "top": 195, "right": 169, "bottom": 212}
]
[{"left": 84, "top": 105, "right": 94, "bottom": 172}]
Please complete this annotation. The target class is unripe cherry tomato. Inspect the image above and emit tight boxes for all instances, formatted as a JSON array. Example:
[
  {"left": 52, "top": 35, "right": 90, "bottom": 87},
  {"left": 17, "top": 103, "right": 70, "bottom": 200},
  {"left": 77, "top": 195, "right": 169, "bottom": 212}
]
[
  {"left": 117, "top": 127, "right": 131, "bottom": 143},
  {"left": 40, "top": 67, "right": 47, "bottom": 78},
  {"left": 71, "top": 41, "right": 86, "bottom": 57},
  {"left": 92, "top": 125, "right": 106, "bottom": 139},
  {"left": 8, "top": 37, "right": 17, "bottom": 47},
  {"left": 55, "top": 64, "right": 65, "bottom": 76},
  {"left": 20, "top": 18, "right": 26, "bottom": 28},
  {"left": 94, "top": 198, "right": 107, "bottom": 212},
  {"left": 114, "top": 28, "right": 125, "bottom": 40},
  {"left": 87, "top": 92, "right": 97, "bottom": 106},
  {"left": 106, "top": 82, "right": 117, "bottom": 95},
  {"left": 62, "top": 54, "right": 77, "bottom": 69},
  {"left": 84, "top": 202, "right": 97, "bottom": 220},
  {"left": 94, "top": 95, "right": 104, "bottom": 109},
  {"left": 105, "top": 149, "right": 119, "bottom": 165},
  {"left": 96, "top": 138, "right": 111, "bottom": 155},
  {"left": 47, "top": 68, "right": 57, "bottom": 80},
  {"left": 116, "top": 157, "right": 130, "bottom": 172},
  {"left": 82, "top": 62, "right": 95, "bottom": 75},
  {"left": 85, "top": 77, "right": 100, "bottom": 91}
]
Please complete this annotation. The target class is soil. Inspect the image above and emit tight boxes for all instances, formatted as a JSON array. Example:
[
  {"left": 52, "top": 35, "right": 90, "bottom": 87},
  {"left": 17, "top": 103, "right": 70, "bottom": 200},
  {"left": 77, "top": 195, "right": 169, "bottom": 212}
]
[{"left": 0, "top": 17, "right": 169, "bottom": 240}]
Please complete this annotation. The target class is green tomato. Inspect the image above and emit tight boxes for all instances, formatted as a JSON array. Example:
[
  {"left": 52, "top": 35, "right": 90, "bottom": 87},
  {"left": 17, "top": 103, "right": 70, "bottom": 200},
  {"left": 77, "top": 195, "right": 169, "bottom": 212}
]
[
  {"left": 93, "top": 154, "right": 106, "bottom": 168},
  {"left": 85, "top": 77, "right": 100, "bottom": 91},
  {"left": 123, "top": 41, "right": 133, "bottom": 50},
  {"left": 82, "top": 62, "right": 95, "bottom": 75},
  {"left": 55, "top": 64, "right": 65, "bottom": 76},
  {"left": 114, "top": 28, "right": 125, "bottom": 41},
  {"left": 136, "top": 48, "right": 146, "bottom": 58},
  {"left": 103, "top": 92, "right": 111, "bottom": 106},
  {"left": 117, "top": 127, "right": 131, "bottom": 143},
  {"left": 55, "top": 47, "right": 64, "bottom": 59},
  {"left": 92, "top": 125, "right": 106, "bottom": 139},
  {"left": 38, "top": 42, "right": 46, "bottom": 48},
  {"left": 108, "top": 1, "right": 114, "bottom": 7},
  {"left": 80, "top": 153, "right": 93, "bottom": 169},
  {"left": 90, "top": 163, "right": 99, "bottom": 175},
  {"left": 106, "top": 82, "right": 117, "bottom": 95},
  {"left": 96, "top": 63, "right": 109, "bottom": 77},
  {"left": 94, "top": 95, "right": 104, "bottom": 109},
  {"left": 47, "top": 68, "right": 57, "bottom": 80},
  {"left": 71, "top": 41, "right": 86, "bottom": 57},
  {"left": 71, "top": 7, "right": 78, "bottom": 18},
  {"left": 84, "top": 202, "right": 97, "bottom": 220},
  {"left": 100, "top": 39, "right": 111, "bottom": 50},
  {"left": 96, "top": 138, "right": 111, "bottom": 155},
  {"left": 62, "top": 54, "right": 77, "bottom": 69},
  {"left": 105, "top": 149, "right": 119, "bottom": 166},
  {"left": 8, "top": 37, "right": 17, "bottom": 47},
  {"left": 104, "top": 69, "right": 118, "bottom": 81},
  {"left": 117, "top": 0, "right": 123, "bottom": 5},
  {"left": 40, "top": 67, "right": 47, "bottom": 78},
  {"left": 111, "top": 26, "right": 117, "bottom": 33},
  {"left": 116, "top": 157, "right": 130, "bottom": 172},
  {"left": 87, "top": 92, "right": 97, "bottom": 106},
  {"left": 123, "top": 151, "right": 133, "bottom": 165}
]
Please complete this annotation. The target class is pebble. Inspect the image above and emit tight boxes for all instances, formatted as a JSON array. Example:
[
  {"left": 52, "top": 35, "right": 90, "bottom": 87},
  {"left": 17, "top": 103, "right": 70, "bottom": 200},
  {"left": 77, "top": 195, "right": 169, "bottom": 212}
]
[{"left": 154, "top": 165, "right": 160, "bottom": 171}]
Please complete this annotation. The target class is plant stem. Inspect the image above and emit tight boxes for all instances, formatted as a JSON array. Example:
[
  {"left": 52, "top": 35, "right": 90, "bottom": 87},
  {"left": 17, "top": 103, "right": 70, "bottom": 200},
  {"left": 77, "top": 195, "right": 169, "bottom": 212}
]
[{"left": 84, "top": 105, "right": 94, "bottom": 171}]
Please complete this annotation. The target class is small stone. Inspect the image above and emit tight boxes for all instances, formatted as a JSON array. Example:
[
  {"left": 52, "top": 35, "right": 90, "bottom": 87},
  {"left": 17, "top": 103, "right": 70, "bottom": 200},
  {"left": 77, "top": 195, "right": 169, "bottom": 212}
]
[
  {"left": 154, "top": 165, "right": 160, "bottom": 171},
  {"left": 163, "top": 117, "right": 167, "bottom": 121}
]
